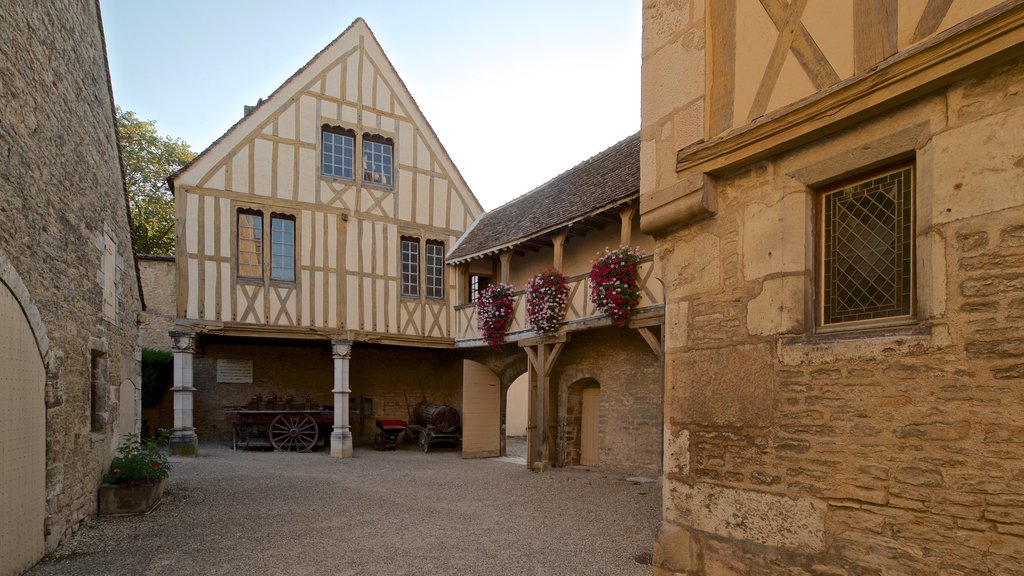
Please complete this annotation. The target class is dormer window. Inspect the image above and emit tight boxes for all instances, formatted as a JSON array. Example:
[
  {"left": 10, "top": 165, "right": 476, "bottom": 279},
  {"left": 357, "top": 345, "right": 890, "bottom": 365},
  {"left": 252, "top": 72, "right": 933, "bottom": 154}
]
[
  {"left": 322, "top": 125, "right": 355, "bottom": 179},
  {"left": 362, "top": 134, "right": 393, "bottom": 188}
]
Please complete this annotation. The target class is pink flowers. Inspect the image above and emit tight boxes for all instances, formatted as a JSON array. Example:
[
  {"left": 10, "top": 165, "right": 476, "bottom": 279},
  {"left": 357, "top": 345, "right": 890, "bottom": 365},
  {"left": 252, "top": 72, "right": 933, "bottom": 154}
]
[
  {"left": 526, "top": 269, "right": 568, "bottom": 334},
  {"left": 477, "top": 283, "right": 515, "bottom": 349},
  {"left": 590, "top": 246, "right": 645, "bottom": 327}
]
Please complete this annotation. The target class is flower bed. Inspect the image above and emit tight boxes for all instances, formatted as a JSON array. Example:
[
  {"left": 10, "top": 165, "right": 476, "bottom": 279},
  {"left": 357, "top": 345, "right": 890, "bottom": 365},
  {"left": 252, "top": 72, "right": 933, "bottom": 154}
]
[
  {"left": 526, "top": 269, "right": 568, "bottom": 334},
  {"left": 589, "top": 245, "right": 645, "bottom": 327},
  {"left": 477, "top": 283, "right": 515, "bottom": 348}
]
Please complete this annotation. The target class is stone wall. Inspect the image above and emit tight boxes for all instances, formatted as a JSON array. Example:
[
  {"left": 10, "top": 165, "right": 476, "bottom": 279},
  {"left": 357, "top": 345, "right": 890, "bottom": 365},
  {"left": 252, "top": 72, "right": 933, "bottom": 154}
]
[
  {"left": 138, "top": 255, "right": 175, "bottom": 351},
  {"left": 0, "top": 0, "right": 142, "bottom": 555},
  {"left": 650, "top": 48, "right": 1024, "bottom": 576},
  {"left": 553, "top": 327, "right": 663, "bottom": 475},
  {"left": 191, "top": 338, "right": 462, "bottom": 448}
]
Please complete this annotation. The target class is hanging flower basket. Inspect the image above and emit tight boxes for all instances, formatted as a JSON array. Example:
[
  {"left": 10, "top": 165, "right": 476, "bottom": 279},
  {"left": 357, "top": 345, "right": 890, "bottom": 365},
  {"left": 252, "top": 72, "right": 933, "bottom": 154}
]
[
  {"left": 526, "top": 269, "right": 569, "bottom": 334},
  {"left": 477, "top": 283, "right": 515, "bottom": 348},
  {"left": 589, "top": 245, "right": 645, "bottom": 327}
]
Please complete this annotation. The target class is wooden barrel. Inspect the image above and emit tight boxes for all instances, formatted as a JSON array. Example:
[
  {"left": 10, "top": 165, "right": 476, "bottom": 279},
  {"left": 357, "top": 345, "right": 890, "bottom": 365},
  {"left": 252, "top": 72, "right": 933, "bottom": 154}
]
[{"left": 412, "top": 402, "right": 461, "bottom": 433}]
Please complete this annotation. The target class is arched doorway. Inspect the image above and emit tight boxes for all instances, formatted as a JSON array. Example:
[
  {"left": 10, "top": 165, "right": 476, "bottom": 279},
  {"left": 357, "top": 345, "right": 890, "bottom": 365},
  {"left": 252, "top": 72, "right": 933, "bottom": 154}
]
[
  {"left": 504, "top": 373, "right": 528, "bottom": 459},
  {"left": 0, "top": 281, "right": 46, "bottom": 574}
]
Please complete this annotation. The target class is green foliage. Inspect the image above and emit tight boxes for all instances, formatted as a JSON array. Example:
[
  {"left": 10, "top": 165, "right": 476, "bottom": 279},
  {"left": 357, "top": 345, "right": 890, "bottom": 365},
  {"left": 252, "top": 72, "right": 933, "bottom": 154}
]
[
  {"left": 103, "top": 434, "right": 170, "bottom": 486},
  {"left": 141, "top": 347, "right": 173, "bottom": 409},
  {"left": 116, "top": 107, "right": 195, "bottom": 256}
]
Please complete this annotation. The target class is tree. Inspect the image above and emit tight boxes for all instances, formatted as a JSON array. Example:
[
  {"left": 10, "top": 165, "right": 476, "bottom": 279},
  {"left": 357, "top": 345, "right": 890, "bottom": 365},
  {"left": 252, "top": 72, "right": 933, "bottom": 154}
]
[{"left": 116, "top": 107, "right": 195, "bottom": 255}]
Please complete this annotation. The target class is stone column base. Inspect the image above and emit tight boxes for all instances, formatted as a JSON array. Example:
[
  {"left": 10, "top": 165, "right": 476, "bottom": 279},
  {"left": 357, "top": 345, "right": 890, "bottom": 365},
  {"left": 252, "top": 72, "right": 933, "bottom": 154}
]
[
  {"left": 169, "top": 430, "right": 198, "bottom": 456},
  {"left": 330, "top": 429, "right": 353, "bottom": 458}
]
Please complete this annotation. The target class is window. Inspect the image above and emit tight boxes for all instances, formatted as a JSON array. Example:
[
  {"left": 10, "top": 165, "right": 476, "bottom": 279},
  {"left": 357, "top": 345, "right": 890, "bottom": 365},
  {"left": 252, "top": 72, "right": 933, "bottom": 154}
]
[
  {"left": 270, "top": 215, "right": 295, "bottom": 282},
  {"left": 468, "top": 274, "right": 491, "bottom": 303},
  {"left": 238, "top": 210, "right": 263, "bottom": 279},
  {"left": 426, "top": 241, "right": 445, "bottom": 299},
  {"left": 401, "top": 237, "right": 420, "bottom": 296},
  {"left": 820, "top": 165, "right": 913, "bottom": 328},
  {"left": 322, "top": 126, "right": 355, "bottom": 179},
  {"left": 363, "top": 134, "right": 393, "bottom": 187}
]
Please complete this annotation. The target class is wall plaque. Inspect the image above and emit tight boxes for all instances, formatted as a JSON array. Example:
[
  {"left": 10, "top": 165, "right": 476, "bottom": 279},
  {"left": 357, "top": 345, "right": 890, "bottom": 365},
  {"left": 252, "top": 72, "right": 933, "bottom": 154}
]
[{"left": 217, "top": 359, "right": 253, "bottom": 384}]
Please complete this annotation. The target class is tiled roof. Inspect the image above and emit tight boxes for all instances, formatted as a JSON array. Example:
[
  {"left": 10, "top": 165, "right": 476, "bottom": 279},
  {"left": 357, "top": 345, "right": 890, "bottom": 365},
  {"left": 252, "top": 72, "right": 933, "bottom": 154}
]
[{"left": 448, "top": 133, "right": 639, "bottom": 262}]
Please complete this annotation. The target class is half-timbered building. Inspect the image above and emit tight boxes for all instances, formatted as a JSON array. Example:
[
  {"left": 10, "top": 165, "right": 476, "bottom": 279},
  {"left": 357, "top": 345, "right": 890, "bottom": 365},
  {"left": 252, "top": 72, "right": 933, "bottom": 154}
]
[
  {"left": 449, "top": 134, "right": 665, "bottom": 474},
  {"left": 167, "top": 19, "right": 483, "bottom": 456}
]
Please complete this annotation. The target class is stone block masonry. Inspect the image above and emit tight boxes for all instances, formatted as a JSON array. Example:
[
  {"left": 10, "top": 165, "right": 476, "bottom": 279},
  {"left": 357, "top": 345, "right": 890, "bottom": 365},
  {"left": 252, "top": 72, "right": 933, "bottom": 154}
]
[{"left": 0, "top": 0, "right": 142, "bottom": 559}]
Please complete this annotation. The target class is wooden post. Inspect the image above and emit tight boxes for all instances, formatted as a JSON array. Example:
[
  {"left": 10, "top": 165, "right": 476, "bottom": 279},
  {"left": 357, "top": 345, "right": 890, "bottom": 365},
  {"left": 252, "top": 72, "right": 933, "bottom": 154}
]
[
  {"left": 499, "top": 251, "right": 512, "bottom": 284},
  {"left": 522, "top": 337, "right": 567, "bottom": 472},
  {"left": 619, "top": 204, "right": 637, "bottom": 247},
  {"left": 552, "top": 231, "right": 567, "bottom": 272}
]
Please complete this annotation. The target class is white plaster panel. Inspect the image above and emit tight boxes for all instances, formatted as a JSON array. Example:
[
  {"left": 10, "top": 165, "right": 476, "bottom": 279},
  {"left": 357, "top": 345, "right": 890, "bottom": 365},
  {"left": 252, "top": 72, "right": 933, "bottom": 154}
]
[
  {"left": 415, "top": 174, "right": 430, "bottom": 224},
  {"left": 230, "top": 149, "right": 248, "bottom": 193},
  {"left": 298, "top": 95, "right": 317, "bottom": 143},
  {"left": 449, "top": 194, "right": 465, "bottom": 234},
  {"left": 375, "top": 221, "right": 385, "bottom": 276},
  {"left": 203, "top": 196, "right": 215, "bottom": 256},
  {"left": 327, "top": 214, "right": 337, "bottom": 269},
  {"left": 253, "top": 139, "right": 273, "bottom": 196},
  {"left": 220, "top": 262, "right": 231, "bottom": 318},
  {"left": 206, "top": 165, "right": 226, "bottom": 191},
  {"left": 742, "top": 193, "right": 808, "bottom": 281},
  {"left": 297, "top": 148, "right": 316, "bottom": 204},
  {"left": 387, "top": 280, "right": 398, "bottom": 333},
  {"left": 360, "top": 220, "right": 372, "bottom": 274},
  {"left": 386, "top": 224, "right": 398, "bottom": 277},
  {"left": 300, "top": 210, "right": 313, "bottom": 267},
  {"left": 667, "top": 481, "right": 825, "bottom": 551},
  {"left": 380, "top": 116, "right": 395, "bottom": 133},
  {"left": 277, "top": 144, "right": 295, "bottom": 200},
  {"left": 802, "top": 0, "right": 853, "bottom": 79},
  {"left": 328, "top": 273, "right": 337, "bottom": 329},
  {"left": 364, "top": 111, "right": 378, "bottom": 130},
  {"left": 346, "top": 217, "right": 359, "bottom": 268},
  {"left": 301, "top": 270, "right": 311, "bottom": 326},
  {"left": 219, "top": 198, "right": 230, "bottom": 257},
  {"left": 187, "top": 257, "right": 199, "bottom": 318},
  {"left": 362, "top": 277, "right": 372, "bottom": 329},
  {"left": 346, "top": 275, "right": 359, "bottom": 328},
  {"left": 341, "top": 105, "right": 358, "bottom": 125},
  {"left": 432, "top": 178, "right": 448, "bottom": 228},
  {"left": 314, "top": 271, "right": 324, "bottom": 326},
  {"left": 398, "top": 122, "right": 414, "bottom": 166},
  {"left": 203, "top": 261, "right": 216, "bottom": 321},
  {"left": 324, "top": 64, "right": 341, "bottom": 99},
  {"left": 374, "top": 279, "right": 385, "bottom": 331},
  {"left": 361, "top": 55, "right": 374, "bottom": 104},
  {"left": 345, "top": 54, "right": 360, "bottom": 102},
  {"left": 278, "top": 103, "right": 296, "bottom": 140},
  {"left": 416, "top": 135, "right": 431, "bottom": 170},
  {"left": 185, "top": 193, "right": 199, "bottom": 254},
  {"left": 375, "top": 75, "right": 391, "bottom": 112}
]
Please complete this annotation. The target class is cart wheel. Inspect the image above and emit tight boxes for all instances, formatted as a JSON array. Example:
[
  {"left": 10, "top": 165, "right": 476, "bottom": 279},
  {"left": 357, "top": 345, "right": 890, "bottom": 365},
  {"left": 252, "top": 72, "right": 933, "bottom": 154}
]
[
  {"left": 420, "top": 430, "right": 430, "bottom": 453},
  {"left": 269, "top": 413, "right": 318, "bottom": 452}
]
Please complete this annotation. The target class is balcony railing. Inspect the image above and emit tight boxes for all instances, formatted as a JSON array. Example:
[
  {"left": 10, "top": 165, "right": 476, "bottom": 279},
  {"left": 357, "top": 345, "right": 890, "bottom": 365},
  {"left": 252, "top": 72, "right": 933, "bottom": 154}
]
[{"left": 454, "top": 255, "right": 663, "bottom": 346}]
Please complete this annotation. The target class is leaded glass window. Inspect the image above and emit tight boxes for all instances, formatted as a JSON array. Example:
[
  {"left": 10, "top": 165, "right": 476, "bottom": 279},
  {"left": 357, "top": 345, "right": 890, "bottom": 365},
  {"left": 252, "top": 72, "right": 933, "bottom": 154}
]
[
  {"left": 426, "top": 241, "right": 444, "bottom": 299},
  {"left": 322, "top": 127, "right": 354, "bottom": 179},
  {"left": 238, "top": 210, "right": 263, "bottom": 279},
  {"left": 821, "top": 166, "right": 913, "bottom": 327},
  {"left": 401, "top": 237, "right": 419, "bottom": 297},
  {"left": 363, "top": 136, "right": 393, "bottom": 187},
  {"left": 270, "top": 215, "right": 295, "bottom": 282}
]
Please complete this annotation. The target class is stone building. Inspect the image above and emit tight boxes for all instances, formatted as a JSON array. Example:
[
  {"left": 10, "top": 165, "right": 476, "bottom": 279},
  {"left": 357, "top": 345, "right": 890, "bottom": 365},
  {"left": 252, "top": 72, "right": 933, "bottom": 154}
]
[
  {"left": 448, "top": 134, "right": 664, "bottom": 474},
  {"left": 640, "top": 1, "right": 1024, "bottom": 574},
  {"left": 0, "top": 1, "right": 142, "bottom": 573},
  {"left": 165, "top": 18, "right": 484, "bottom": 456}
]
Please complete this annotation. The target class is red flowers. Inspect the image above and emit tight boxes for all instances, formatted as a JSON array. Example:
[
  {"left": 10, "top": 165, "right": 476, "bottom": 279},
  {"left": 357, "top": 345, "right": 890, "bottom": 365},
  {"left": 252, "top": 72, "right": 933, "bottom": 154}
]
[
  {"left": 589, "top": 246, "right": 645, "bottom": 327},
  {"left": 477, "top": 283, "right": 516, "bottom": 349},
  {"left": 526, "top": 270, "right": 568, "bottom": 334}
]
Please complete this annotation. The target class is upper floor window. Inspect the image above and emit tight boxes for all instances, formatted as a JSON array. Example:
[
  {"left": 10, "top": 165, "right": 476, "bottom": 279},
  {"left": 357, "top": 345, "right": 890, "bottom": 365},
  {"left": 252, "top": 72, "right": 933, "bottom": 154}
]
[
  {"left": 401, "top": 237, "right": 419, "bottom": 297},
  {"left": 237, "top": 210, "right": 263, "bottom": 279},
  {"left": 322, "top": 126, "right": 355, "bottom": 179},
  {"left": 426, "top": 241, "right": 445, "bottom": 299},
  {"left": 468, "top": 274, "right": 491, "bottom": 304},
  {"left": 820, "top": 164, "right": 914, "bottom": 329},
  {"left": 363, "top": 134, "right": 393, "bottom": 188},
  {"left": 270, "top": 215, "right": 295, "bottom": 282}
]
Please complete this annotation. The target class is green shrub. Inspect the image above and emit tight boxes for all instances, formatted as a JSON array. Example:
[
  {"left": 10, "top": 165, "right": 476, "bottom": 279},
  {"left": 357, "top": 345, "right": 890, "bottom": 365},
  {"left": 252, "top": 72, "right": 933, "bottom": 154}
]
[{"left": 103, "top": 434, "right": 170, "bottom": 486}]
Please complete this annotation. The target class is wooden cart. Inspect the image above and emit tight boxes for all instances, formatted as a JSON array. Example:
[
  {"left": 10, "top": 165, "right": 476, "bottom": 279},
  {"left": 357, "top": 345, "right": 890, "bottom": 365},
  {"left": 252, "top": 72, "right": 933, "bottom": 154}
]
[{"left": 227, "top": 408, "right": 335, "bottom": 452}]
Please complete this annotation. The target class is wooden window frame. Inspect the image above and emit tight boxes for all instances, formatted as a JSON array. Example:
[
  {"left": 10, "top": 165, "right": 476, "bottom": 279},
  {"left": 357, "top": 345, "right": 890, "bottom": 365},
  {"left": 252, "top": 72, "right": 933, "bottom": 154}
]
[
  {"left": 269, "top": 213, "right": 296, "bottom": 283},
  {"left": 816, "top": 163, "right": 915, "bottom": 333},
  {"left": 322, "top": 125, "right": 356, "bottom": 180},
  {"left": 237, "top": 209, "right": 264, "bottom": 280},
  {"left": 362, "top": 133, "right": 394, "bottom": 189},
  {"left": 400, "top": 236, "right": 420, "bottom": 297},
  {"left": 425, "top": 241, "right": 445, "bottom": 300},
  {"left": 468, "top": 274, "right": 491, "bottom": 304}
]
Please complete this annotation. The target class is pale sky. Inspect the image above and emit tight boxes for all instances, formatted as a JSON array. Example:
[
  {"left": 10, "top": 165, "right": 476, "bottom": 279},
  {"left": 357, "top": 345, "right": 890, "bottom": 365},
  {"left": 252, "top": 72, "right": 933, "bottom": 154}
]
[{"left": 99, "top": 1, "right": 642, "bottom": 210}]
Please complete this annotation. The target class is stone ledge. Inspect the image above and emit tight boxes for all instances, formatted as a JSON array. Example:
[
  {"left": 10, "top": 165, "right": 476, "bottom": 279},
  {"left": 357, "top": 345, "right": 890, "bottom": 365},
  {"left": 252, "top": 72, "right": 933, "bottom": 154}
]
[{"left": 777, "top": 324, "right": 952, "bottom": 366}]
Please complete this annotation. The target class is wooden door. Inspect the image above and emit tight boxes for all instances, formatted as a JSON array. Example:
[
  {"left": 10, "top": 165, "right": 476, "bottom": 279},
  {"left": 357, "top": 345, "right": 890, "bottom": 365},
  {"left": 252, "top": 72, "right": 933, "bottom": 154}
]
[
  {"left": 580, "top": 387, "right": 600, "bottom": 466},
  {"left": 0, "top": 283, "right": 46, "bottom": 575},
  {"left": 462, "top": 360, "right": 500, "bottom": 458}
]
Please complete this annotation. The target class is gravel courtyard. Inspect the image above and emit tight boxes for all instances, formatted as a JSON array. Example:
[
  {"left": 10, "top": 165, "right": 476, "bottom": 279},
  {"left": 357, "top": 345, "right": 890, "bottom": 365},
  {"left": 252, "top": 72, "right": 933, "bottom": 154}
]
[{"left": 30, "top": 442, "right": 660, "bottom": 576}]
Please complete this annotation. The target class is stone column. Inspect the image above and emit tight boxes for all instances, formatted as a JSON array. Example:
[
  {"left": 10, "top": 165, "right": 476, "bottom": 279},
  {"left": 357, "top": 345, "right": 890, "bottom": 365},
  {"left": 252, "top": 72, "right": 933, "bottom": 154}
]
[
  {"left": 330, "top": 340, "right": 353, "bottom": 458},
  {"left": 169, "top": 331, "right": 198, "bottom": 456}
]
